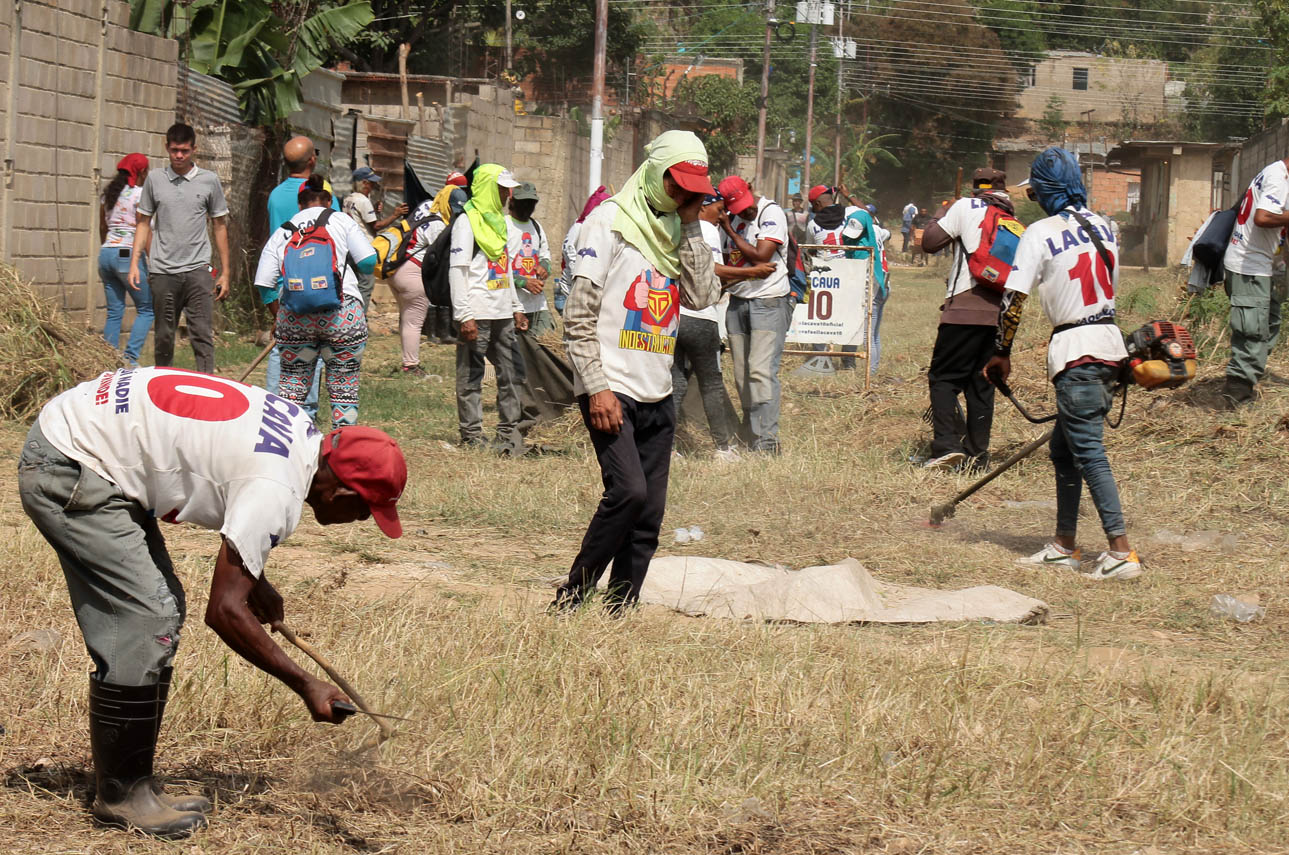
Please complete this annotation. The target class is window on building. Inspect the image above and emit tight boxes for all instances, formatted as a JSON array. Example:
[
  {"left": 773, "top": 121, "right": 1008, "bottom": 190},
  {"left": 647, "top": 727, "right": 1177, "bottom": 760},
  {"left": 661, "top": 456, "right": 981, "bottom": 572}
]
[
  {"left": 1127, "top": 181, "right": 1141, "bottom": 212},
  {"left": 1072, "top": 67, "right": 1089, "bottom": 90},
  {"left": 1020, "top": 66, "right": 1036, "bottom": 88}
]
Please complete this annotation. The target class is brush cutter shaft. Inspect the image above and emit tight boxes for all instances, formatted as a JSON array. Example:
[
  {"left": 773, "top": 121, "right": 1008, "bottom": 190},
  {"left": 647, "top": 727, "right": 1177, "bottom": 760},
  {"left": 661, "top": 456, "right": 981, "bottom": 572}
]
[
  {"left": 930, "top": 429, "right": 1054, "bottom": 524},
  {"left": 272, "top": 621, "right": 393, "bottom": 739}
]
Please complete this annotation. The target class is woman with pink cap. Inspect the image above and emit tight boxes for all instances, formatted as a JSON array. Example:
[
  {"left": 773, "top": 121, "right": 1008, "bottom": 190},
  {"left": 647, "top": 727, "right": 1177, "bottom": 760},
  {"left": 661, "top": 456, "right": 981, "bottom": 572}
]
[{"left": 98, "top": 154, "right": 155, "bottom": 366}]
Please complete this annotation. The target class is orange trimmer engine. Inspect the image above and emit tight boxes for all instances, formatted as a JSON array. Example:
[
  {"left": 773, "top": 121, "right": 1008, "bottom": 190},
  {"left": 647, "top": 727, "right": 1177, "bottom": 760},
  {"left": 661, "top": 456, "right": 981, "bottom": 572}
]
[{"left": 1124, "top": 320, "right": 1197, "bottom": 389}]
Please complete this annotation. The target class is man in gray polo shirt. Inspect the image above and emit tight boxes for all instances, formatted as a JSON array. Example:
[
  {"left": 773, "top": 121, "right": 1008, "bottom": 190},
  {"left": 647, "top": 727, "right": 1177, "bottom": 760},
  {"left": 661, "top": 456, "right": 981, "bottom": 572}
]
[{"left": 129, "top": 123, "right": 231, "bottom": 373}]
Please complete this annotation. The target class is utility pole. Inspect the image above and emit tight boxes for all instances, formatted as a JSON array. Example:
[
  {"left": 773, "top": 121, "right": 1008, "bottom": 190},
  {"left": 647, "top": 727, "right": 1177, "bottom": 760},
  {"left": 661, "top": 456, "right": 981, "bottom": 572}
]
[
  {"left": 505, "top": 0, "right": 513, "bottom": 70},
  {"left": 754, "top": 0, "right": 776, "bottom": 188},
  {"left": 833, "top": 7, "right": 844, "bottom": 187},
  {"left": 803, "top": 15, "right": 818, "bottom": 192},
  {"left": 1081, "top": 108, "right": 1095, "bottom": 207},
  {"left": 588, "top": 0, "right": 608, "bottom": 194}
]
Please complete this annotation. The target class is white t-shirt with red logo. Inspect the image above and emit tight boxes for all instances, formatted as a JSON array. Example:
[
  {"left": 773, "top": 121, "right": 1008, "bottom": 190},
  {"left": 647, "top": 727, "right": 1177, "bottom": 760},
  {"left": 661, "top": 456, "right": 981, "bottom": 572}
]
[
  {"left": 449, "top": 214, "right": 521, "bottom": 322},
  {"left": 805, "top": 206, "right": 861, "bottom": 259},
  {"left": 38, "top": 367, "right": 322, "bottom": 577},
  {"left": 1007, "top": 208, "right": 1129, "bottom": 380},
  {"left": 724, "top": 198, "right": 789, "bottom": 299},
  {"left": 507, "top": 216, "right": 552, "bottom": 315},
  {"left": 573, "top": 201, "right": 680, "bottom": 403},
  {"left": 1225, "top": 160, "right": 1289, "bottom": 278}
]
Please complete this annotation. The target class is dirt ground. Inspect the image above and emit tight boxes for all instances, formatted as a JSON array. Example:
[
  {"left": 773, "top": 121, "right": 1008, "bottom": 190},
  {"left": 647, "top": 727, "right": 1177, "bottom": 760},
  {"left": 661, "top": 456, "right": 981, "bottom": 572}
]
[{"left": 2, "top": 261, "right": 1288, "bottom": 854}]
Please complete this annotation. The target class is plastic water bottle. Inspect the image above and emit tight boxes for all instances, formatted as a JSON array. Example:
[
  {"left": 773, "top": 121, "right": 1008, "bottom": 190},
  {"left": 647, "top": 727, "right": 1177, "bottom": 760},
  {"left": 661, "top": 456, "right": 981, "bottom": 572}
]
[
  {"left": 1210, "top": 594, "right": 1265, "bottom": 623},
  {"left": 674, "top": 528, "right": 691, "bottom": 544},
  {"left": 688, "top": 526, "right": 704, "bottom": 542}
]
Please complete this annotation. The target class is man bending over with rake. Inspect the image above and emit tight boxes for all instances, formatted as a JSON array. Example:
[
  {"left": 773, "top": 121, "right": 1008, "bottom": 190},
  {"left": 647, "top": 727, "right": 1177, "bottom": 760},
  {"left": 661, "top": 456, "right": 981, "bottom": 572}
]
[
  {"left": 982, "top": 148, "right": 1143, "bottom": 581},
  {"left": 19, "top": 368, "right": 407, "bottom": 838}
]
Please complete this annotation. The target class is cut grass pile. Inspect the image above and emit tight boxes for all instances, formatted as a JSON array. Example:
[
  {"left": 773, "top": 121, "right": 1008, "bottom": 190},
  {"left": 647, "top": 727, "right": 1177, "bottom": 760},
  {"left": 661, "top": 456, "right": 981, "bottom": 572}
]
[
  {"left": 0, "top": 264, "right": 121, "bottom": 420},
  {"left": 2, "top": 260, "right": 1288, "bottom": 853}
]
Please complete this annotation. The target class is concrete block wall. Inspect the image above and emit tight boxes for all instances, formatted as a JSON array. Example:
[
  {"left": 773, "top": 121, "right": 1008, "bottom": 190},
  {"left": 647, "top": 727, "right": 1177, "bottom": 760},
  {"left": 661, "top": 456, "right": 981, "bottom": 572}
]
[{"left": 0, "top": 0, "right": 177, "bottom": 324}]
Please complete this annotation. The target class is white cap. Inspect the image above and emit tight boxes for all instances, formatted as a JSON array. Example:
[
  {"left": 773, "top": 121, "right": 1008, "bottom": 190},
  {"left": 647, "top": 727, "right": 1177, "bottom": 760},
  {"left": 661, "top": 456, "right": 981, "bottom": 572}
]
[
  {"left": 842, "top": 217, "right": 865, "bottom": 239},
  {"left": 497, "top": 169, "right": 521, "bottom": 189}
]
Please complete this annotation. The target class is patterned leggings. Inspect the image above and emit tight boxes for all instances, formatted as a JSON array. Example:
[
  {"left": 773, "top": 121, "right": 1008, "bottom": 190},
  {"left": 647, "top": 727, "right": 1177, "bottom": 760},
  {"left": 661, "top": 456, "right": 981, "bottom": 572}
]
[{"left": 275, "top": 296, "right": 368, "bottom": 428}]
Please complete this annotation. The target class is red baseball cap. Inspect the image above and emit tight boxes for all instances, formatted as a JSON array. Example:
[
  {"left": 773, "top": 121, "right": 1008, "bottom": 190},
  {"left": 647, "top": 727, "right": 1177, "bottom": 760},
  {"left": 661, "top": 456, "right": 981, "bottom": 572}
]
[
  {"left": 807, "top": 184, "right": 832, "bottom": 203},
  {"left": 445, "top": 171, "right": 468, "bottom": 187},
  {"left": 667, "top": 159, "right": 716, "bottom": 196},
  {"left": 718, "top": 175, "right": 755, "bottom": 216},
  {"left": 321, "top": 426, "right": 408, "bottom": 538}
]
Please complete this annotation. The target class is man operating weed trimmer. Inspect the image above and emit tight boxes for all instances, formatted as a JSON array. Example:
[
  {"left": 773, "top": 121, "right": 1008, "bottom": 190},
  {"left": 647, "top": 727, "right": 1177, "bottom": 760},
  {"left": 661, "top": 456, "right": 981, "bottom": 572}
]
[
  {"left": 18, "top": 367, "right": 407, "bottom": 838},
  {"left": 982, "top": 148, "right": 1143, "bottom": 581}
]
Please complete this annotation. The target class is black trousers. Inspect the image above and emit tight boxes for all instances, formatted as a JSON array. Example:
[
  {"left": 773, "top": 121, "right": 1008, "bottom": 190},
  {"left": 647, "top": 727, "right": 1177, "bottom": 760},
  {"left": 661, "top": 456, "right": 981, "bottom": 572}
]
[
  {"left": 671, "top": 315, "right": 735, "bottom": 448},
  {"left": 927, "top": 323, "right": 996, "bottom": 461},
  {"left": 559, "top": 393, "right": 675, "bottom": 608}
]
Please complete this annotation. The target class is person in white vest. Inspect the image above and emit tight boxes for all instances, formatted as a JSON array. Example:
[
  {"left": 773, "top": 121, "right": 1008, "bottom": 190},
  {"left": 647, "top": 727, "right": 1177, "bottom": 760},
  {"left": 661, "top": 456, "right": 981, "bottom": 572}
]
[
  {"left": 553, "top": 131, "right": 721, "bottom": 612},
  {"left": 19, "top": 368, "right": 407, "bottom": 837}
]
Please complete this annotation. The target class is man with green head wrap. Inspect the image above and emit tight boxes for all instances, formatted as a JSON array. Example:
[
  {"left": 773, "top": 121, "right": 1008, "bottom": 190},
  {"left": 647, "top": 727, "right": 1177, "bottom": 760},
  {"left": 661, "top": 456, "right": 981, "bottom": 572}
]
[
  {"left": 449, "top": 164, "right": 529, "bottom": 454},
  {"left": 552, "top": 131, "right": 722, "bottom": 613}
]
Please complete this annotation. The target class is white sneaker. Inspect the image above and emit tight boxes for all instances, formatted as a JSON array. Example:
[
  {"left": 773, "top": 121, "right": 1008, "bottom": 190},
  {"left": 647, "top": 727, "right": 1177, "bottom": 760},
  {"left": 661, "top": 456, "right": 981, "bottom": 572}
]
[
  {"left": 713, "top": 447, "right": 740, "bottom": 463},
  {"left": 1016, "top": 543, "right": 1081, "bottom": 571},
  {"left": 922, "top": 451, "right": 966, "bottom": 470},
  {"left": 1084, "top": 550, "right": 1143, "bottom": 581}
]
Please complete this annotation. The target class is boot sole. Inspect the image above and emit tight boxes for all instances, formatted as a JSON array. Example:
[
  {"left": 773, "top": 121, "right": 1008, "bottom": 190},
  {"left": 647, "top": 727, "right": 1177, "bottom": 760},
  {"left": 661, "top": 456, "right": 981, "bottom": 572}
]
[{"left": 93, "top": 807, "right": 208, "bottom": 839}]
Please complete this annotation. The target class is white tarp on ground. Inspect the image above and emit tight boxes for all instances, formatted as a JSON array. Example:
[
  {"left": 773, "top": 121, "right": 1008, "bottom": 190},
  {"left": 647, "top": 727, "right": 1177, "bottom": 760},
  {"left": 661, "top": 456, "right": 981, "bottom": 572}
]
[{"left": 608, "top": 557, "right": 1048, "bottom": 625}]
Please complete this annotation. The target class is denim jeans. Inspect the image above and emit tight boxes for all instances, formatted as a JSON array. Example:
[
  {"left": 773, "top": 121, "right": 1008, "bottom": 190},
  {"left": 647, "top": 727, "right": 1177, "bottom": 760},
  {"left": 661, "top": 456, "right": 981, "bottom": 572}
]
[
  {"left": 868, "top": 287, "right": 888, "bottom": 377},
  {"left": 1051, "top": 362, "right": 1126, "bottom": 538},
  {"left": 671, "top": 314, "right": 735, "bottom": 448},
  {"left": 265, "top": 346, "right": 321, "bottom": 421},
  {"left": 98, "top": 246, "right": 154, "bottom": 363},
  {"left": 726, "top": 295, "right": 791, "bottom": 450}
]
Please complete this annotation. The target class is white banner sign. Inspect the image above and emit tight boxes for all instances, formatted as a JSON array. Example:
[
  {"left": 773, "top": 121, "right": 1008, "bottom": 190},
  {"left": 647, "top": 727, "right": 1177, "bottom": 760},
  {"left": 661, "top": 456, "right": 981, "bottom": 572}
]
[{"left": 786, "top": 253, "right": 872, "bottom": 346}]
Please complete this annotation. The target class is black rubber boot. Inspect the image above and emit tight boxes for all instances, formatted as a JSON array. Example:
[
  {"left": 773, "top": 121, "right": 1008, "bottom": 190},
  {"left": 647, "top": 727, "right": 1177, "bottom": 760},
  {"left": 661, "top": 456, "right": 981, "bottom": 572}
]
[
  {"left": 88, "top": 678, "right": 207, "bottom": 839},
  {"left": 152, "top": 669, "right": 212, "bottom": 815},
  {"left": 1221, "top": 376, "right": 1256, "bottom": 409}
]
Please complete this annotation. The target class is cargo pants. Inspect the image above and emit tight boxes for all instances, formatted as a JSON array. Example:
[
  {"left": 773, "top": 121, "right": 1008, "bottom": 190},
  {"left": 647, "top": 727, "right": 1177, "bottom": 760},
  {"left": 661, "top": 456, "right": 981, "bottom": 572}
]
[
  {"left": 1226, "top": 270, "right": 1285, "bottom": 387},
  {"left": 18, "top": 423, "right": 184, "bottom": 687}
]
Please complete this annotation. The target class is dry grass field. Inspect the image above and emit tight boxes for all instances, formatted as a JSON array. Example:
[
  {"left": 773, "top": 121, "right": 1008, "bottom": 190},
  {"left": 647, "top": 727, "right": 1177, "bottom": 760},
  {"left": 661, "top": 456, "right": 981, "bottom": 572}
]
[{"left": 2, "top": 260, "right": 1288, "bottom": 853}]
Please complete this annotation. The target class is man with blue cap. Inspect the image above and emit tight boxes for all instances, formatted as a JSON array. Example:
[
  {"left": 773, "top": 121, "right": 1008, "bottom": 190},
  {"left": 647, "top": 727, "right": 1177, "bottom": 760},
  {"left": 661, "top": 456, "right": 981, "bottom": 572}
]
[{"left": 983, "top": 147, "right": 1141, "bottom": 582}]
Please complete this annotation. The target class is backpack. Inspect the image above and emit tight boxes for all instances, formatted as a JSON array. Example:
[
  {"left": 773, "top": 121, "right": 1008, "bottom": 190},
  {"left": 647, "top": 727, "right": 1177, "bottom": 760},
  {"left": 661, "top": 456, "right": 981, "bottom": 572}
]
[
  {"left": 371, "top": 210, "right": 434, "bottom": 279},
  {"left": 420, "top": 216, "right": 482, "bottom": 308},
  {"left": 1191, "top": 201, "right": 1239, "bottom": 270},
  {"left": 280, "top": 209, "right": 343, "bottom": 314},
  {"left": 960, "top": 202, "right": 1025, "bottom": 293}
]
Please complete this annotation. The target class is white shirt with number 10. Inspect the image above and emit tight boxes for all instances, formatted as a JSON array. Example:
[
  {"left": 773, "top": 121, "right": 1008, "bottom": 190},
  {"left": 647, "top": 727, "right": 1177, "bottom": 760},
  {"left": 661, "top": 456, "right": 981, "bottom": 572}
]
[
  {"left": 38, "top": 367, "right": 322, "bottom": 578},
  {"left": 1006, "top": 208, "right": 1129, "bottom": 380}
]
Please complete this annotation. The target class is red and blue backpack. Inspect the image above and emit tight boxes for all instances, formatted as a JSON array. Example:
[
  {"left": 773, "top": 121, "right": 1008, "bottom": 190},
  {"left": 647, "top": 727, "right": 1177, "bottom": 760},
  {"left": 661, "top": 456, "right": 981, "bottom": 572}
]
[{"left": 280, "top": 209, "right": 343, "bottom": 314}]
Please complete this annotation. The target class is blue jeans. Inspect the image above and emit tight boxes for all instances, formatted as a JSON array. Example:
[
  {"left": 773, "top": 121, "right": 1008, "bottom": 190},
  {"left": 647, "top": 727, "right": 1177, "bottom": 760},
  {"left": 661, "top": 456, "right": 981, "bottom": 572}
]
[
  {"left": 868, "top": 287, "right": 888, "bottom": 377},
  {"left": 1051, "top": 363, "right": 1125, "bottom": 538},
  {"left": 726, "top": 295, "right": 791, "bottom": 450},
  {"left": 98, "top": 246, "right": 154, "bottom": 363},
  {"left": 265, "top": 346, "right": 321, "bottom": 420}
]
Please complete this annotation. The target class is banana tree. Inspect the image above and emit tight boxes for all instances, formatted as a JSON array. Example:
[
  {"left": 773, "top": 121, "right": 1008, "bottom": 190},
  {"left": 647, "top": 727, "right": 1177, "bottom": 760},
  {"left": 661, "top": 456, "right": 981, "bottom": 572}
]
[{"left": 130, "top": 0, "right": 373, "bottom": 126}]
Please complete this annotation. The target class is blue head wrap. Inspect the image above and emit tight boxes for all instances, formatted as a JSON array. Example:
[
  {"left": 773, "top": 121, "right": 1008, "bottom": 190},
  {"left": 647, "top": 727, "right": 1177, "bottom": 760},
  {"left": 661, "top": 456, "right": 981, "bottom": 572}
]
[{"left": 1029, "top": 147, "right": 1087, "bottom": 215}]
